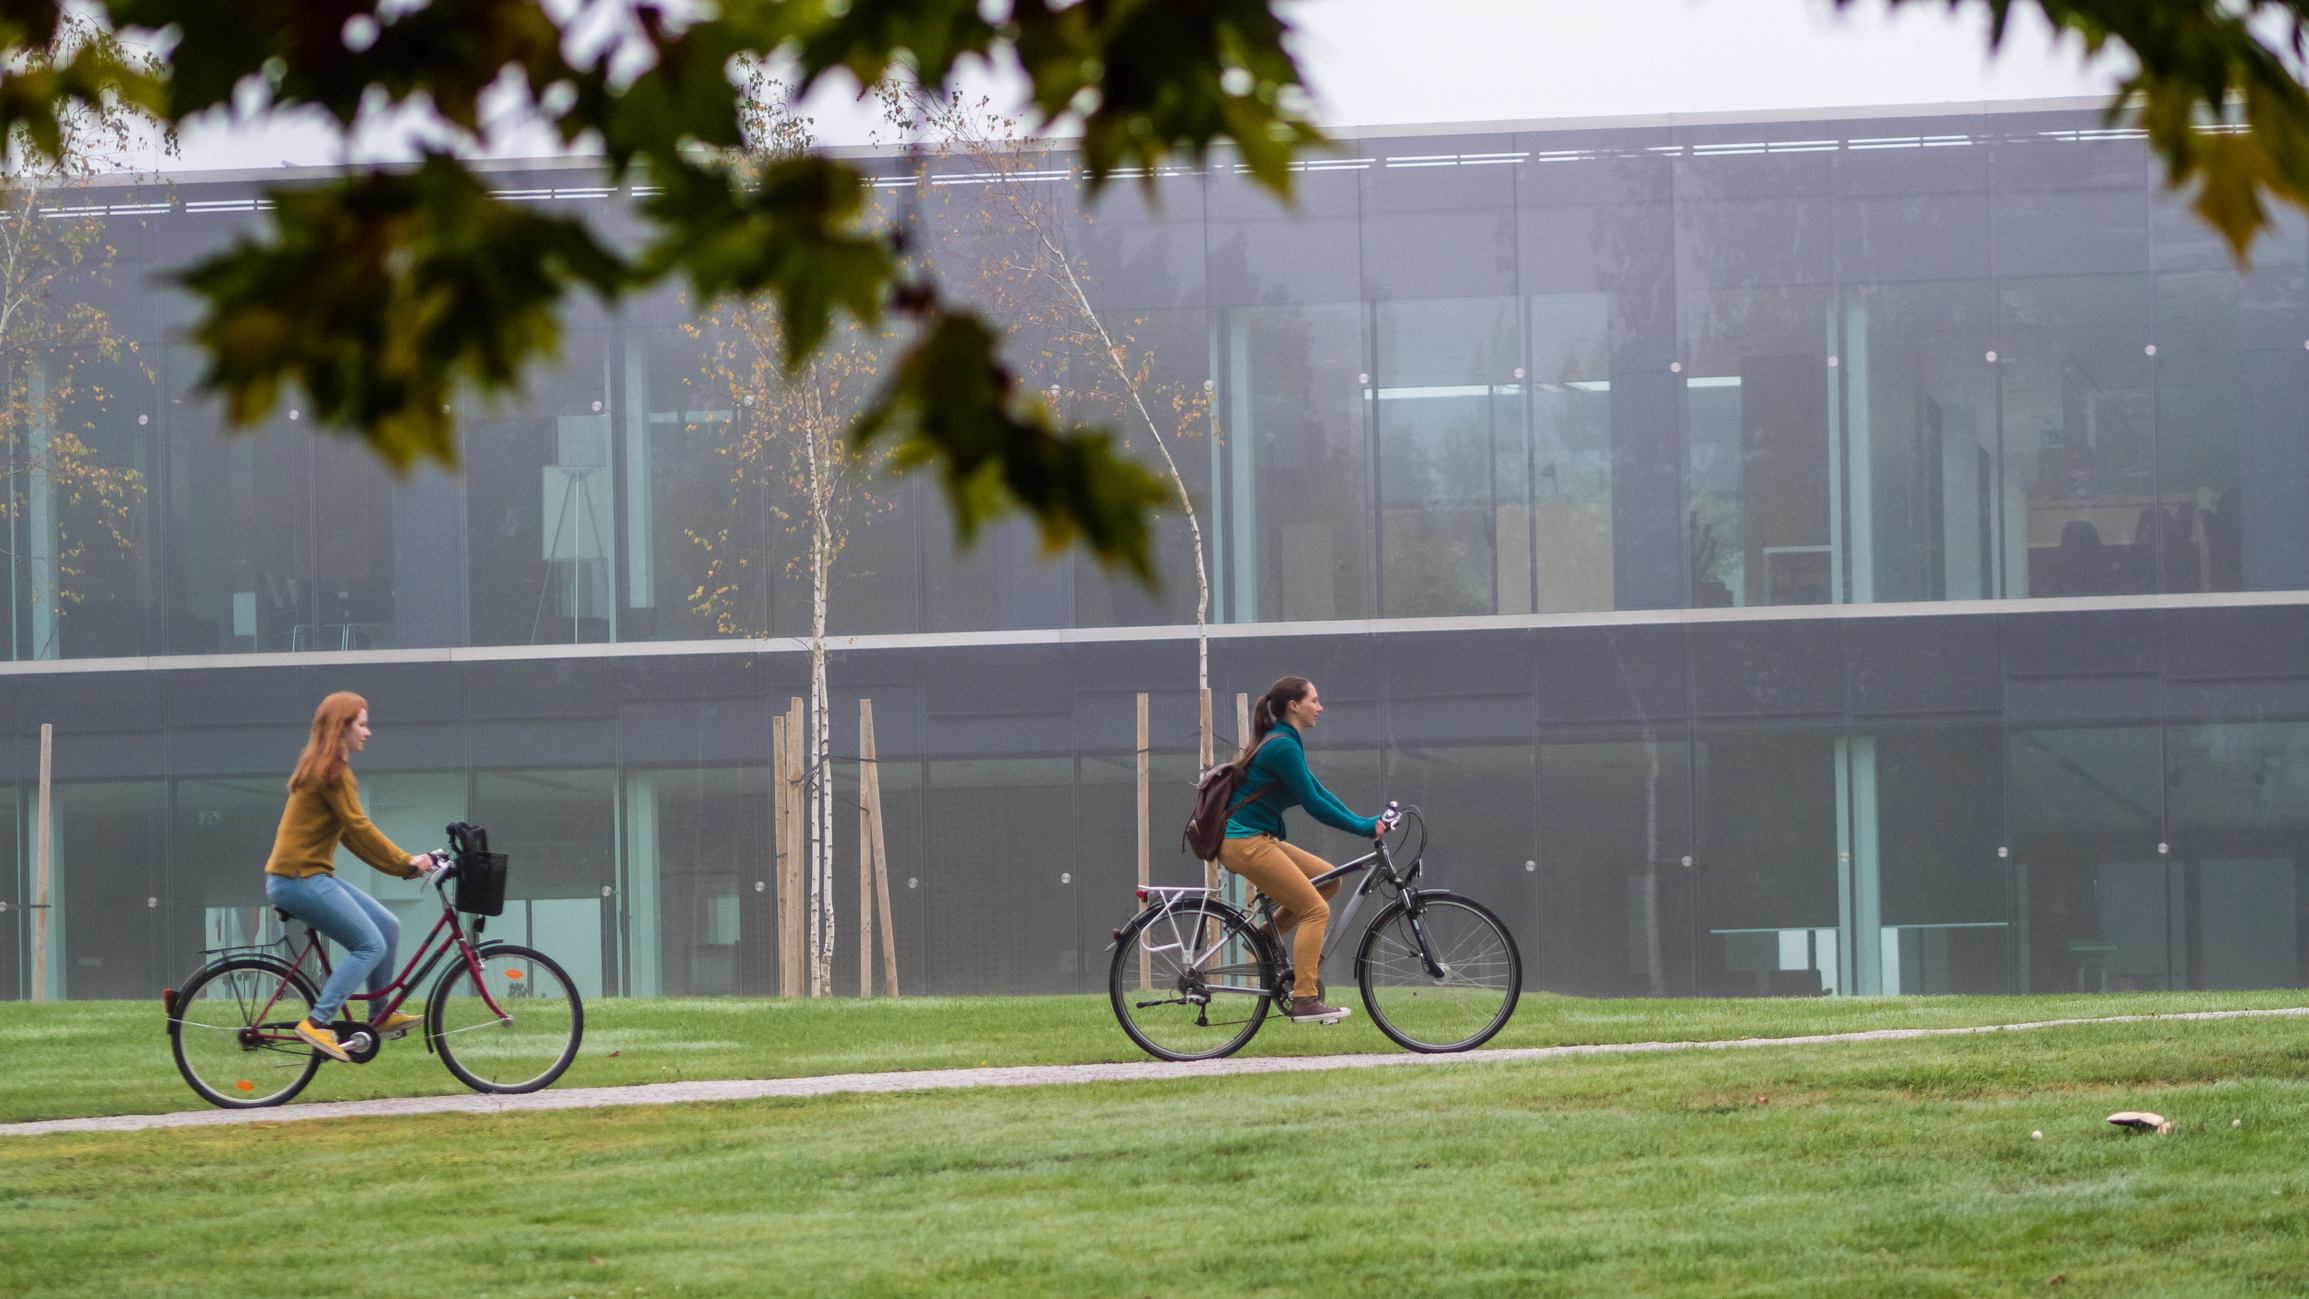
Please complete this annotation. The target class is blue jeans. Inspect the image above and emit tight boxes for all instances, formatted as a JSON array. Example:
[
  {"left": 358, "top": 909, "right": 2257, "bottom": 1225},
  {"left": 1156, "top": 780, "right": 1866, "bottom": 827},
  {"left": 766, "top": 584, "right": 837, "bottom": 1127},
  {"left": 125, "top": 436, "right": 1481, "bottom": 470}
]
[{"left": 265, "top": 873, "right": 401, "bottom": 1024}]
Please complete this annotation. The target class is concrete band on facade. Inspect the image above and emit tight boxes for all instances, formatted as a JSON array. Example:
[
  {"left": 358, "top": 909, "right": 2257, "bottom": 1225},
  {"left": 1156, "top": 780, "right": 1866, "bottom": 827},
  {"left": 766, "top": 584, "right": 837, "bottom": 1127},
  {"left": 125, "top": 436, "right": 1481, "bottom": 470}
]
[{"left": 7, "top": 98, "right": 2309, "bottom": 1007}]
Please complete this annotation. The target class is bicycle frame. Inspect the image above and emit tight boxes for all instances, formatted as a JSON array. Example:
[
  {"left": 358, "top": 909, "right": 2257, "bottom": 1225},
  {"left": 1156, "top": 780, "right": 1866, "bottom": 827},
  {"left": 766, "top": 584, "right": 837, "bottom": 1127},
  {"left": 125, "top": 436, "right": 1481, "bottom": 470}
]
[
  {"left": 238, "top": 868, "right": 513, "bottom": 1049},
  {"left": 1129, "top": 813, "right": 1437, "bottom": 999}
]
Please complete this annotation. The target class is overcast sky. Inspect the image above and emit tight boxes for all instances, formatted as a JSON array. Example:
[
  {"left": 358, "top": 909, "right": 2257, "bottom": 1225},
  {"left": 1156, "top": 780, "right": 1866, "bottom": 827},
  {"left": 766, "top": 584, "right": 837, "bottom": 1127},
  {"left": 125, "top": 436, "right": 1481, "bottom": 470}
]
[{"left": 154, "top": 0, "right": 2122, "bottom": 174}]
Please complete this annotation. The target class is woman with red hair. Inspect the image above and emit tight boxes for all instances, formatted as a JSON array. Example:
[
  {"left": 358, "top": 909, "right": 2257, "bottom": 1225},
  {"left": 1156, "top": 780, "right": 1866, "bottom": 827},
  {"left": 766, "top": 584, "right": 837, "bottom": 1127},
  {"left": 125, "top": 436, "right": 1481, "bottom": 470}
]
[{"left": 263, "top": 692, "right": 438, "bottom": 1062}]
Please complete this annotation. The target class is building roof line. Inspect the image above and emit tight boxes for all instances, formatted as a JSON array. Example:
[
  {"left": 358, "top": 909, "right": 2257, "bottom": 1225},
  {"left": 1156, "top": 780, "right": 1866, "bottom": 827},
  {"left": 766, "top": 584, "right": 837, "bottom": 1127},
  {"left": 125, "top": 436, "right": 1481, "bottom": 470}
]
[{"left": 72, "top": 95, "right": 2115, "bottom": 189}]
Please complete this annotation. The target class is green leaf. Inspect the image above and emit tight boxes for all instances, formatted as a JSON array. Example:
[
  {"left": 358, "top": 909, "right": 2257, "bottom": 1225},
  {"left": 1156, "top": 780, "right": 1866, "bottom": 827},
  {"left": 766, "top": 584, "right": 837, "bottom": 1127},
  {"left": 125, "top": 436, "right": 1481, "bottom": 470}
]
[
  {"left": 852, "top": 310, "right": 1171, "bottom": 579},
  {"left": 1010, "top": 0, "right": 1327, "bottom": 197},
  {"left": 1859, "top": 1, "right": 2309, "bottom": 264},
  {"left": 640, "top": 154, "right": 893, "bottom": 369},
  {"left": 177, "top": 152, "right": 630, "bottom": 469}
]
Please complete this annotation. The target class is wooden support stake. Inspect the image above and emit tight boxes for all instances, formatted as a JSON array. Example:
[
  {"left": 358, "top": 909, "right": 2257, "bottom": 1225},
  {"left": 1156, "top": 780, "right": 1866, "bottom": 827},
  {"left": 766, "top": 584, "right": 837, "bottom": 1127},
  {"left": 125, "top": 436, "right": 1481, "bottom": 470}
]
[
  {"left": 771, "top": 712, "right": 789, "bottom": 997},
  {"left": 33, "top": 723, "right": 51, "bottom": 1003},
  {"left": 1235, "top": 692, "right": 1251, "bottom": 758},
  {"left": 1199, "top": 687, "right": 1215, "bottom": 893},
  {"left": 1136, "top": 692, "right": 1150, "bottom": 991},
  {"left": 858, "top": 698, "right": 872, "bottom": 998},
  {"left": 861, "top": 700, "right": 899, "bottom": 996},
  {"left": 783, "top": 697, "right": 807, "bottom": 997}
]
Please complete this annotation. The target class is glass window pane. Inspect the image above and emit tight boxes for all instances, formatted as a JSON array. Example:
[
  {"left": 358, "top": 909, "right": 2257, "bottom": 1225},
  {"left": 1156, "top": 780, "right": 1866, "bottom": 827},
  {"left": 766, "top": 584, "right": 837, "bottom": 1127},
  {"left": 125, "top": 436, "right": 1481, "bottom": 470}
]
[
  {"left": 1683, "top": 286, "right": 1836, "bottom": 608},
  {"left": 471, "top": 767, "right": 615, "bottom": 999},
  {"left": 1375, "top": 297, "right": 1522, "bottom": 617},
  {"left": 2001, "top": 275, "right": 2158, "bottom": 598},
  {"left": 2169, "top": 721, "right": 2309, "bottom": 990},
  {"left": 1872, "top": 725, "right": 2010, "bottom": 993},
  {"left": 2156, "top": 271, "right": 2246, "bottom": 593},
  {"left": 1528, "top": 293, "right": 1613, "bottom": 612},
  {"left": 1695, "top": 731, "right": 1840, "bottom": 995},
  {"left": 1538, "top": 737, "right": 1695, "bottom": 996},
  {"left": 1229, "top": 302, "right": 1370, "bottom": 623},
  {"left": 2010, "top": 724, "right": 2166, "bottom": 993},
  {"left": 1845, "top": 282, "right": 2000, "bottom": 602}
]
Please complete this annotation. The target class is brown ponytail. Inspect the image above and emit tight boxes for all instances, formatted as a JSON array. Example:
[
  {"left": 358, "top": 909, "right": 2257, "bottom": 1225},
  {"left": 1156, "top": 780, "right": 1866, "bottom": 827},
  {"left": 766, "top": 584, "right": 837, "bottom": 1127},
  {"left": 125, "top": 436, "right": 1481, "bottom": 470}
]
[{"left": 1241, "top": 676, "right": 1313, "bottom": 767}]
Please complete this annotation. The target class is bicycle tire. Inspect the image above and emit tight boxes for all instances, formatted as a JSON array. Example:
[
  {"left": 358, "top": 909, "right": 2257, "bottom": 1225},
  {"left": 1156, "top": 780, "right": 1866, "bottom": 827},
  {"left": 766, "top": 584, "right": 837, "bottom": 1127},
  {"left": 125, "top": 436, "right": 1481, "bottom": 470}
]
[
  {"left": 428, "top": 943, "right": 585, "bottom": 1094},
  {"left": 169, "top": 955, "right": 324, "bottom": 1108},
  {"left": 1109, "top": 899, "right": 1278, "bottom": 1062},
  {"left": 1355, "top": 891, "right": 1521, "bottom": 1053}
]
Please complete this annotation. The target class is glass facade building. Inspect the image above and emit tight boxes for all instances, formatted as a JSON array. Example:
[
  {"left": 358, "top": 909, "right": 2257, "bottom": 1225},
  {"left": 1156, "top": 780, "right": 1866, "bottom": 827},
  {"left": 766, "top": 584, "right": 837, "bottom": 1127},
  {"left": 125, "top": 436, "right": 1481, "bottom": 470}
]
[{"left": 8, "top": 98, "right": 2309, "bottom": 1001}]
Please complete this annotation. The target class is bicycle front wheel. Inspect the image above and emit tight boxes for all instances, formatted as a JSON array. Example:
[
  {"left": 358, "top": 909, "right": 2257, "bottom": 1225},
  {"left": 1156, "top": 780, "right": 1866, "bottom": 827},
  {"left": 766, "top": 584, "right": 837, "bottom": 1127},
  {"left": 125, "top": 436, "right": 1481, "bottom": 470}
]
[
  {"left": 1109, "top": 900, "right": 1277, "bottom": 1061},
  {"left": 1355, "top": 891, "right": 1521, "bottom": 1053},
  {"left": 170, "top": 956, "right": 324, "bottom": 1108},
  {"left": 428, "top": 943, "right": 584, "bottom": 1094}
]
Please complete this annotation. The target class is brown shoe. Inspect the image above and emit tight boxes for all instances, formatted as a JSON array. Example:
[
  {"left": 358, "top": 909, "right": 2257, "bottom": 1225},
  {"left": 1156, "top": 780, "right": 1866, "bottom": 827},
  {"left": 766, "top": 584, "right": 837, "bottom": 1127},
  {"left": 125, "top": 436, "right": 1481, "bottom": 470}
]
[{"left": 1288, "top": 995, "right": 1350, "bottom": 1025}]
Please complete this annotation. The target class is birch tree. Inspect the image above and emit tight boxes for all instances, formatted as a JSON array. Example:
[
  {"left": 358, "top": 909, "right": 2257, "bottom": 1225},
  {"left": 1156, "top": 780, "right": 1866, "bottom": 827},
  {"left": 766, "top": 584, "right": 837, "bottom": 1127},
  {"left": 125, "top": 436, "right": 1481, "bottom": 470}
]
[{"left": 686, "top": 78, "right": 894, "bottom": 995}]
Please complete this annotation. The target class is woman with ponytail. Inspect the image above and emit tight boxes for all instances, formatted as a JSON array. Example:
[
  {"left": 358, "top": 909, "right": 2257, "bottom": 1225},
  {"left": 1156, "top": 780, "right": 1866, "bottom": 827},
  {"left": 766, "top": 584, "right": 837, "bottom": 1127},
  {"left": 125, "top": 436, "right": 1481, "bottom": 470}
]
[
  {"left": 262, "top": 692, "right": 439, "bottom": 1062},
  {"left": 1217, "top": 676, "right": 1385, "bottom": 1024}
]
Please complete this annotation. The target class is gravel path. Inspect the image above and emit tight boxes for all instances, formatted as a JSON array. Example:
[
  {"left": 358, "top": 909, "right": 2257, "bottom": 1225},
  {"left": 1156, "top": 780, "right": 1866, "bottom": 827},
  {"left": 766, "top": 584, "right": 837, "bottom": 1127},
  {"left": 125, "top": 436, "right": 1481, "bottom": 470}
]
[{"left": 7, "top": 1005, "right": 2302, "bottom": 1139}]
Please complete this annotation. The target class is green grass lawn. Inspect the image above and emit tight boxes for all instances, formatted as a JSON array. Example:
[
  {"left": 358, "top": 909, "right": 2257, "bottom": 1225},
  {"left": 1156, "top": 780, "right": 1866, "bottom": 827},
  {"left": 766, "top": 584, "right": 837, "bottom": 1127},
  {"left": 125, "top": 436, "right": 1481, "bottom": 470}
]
[
  {"left": 3, "top": 988, "right": 2307, "bottom": 1124},
  {"left": 8, "top": 1009, "right": 2309, "bottom": 1296}
]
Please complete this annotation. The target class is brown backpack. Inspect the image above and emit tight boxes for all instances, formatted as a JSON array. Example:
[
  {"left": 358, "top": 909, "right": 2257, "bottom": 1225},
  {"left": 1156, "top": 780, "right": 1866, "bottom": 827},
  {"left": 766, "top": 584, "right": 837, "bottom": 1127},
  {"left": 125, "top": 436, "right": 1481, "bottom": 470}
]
[{"left": 1181, "top": 732, "right": 1280, "bottom": 861}]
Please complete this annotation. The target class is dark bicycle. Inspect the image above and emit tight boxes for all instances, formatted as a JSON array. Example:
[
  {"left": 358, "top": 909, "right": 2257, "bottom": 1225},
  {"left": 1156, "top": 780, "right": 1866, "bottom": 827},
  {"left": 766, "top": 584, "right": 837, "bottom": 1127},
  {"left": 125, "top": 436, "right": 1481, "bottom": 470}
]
[
  {"left": 1107, "top": 803, "right": 1520, "bottom": 1061},
  {"left": 164, "top": 822, "right": 583, "bottom": 1108}
]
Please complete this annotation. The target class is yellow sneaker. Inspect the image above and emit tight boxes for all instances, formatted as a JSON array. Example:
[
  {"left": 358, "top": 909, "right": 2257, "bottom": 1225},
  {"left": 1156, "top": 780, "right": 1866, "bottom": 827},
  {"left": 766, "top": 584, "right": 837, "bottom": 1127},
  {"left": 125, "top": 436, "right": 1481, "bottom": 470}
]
[
  {"left": 295, "top": 1019, "right": 352, "bottom": 1062},
  {"left": 369, "top": 1011, "right": 422, "bottom": 1040}
]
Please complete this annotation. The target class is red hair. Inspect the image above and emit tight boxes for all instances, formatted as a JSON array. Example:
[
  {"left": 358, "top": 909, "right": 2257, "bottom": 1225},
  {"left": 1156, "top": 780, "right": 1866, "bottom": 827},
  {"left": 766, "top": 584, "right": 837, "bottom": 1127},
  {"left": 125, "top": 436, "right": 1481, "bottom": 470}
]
[{"left": 289, "top": 692, "right": 367, "bottom": 793}]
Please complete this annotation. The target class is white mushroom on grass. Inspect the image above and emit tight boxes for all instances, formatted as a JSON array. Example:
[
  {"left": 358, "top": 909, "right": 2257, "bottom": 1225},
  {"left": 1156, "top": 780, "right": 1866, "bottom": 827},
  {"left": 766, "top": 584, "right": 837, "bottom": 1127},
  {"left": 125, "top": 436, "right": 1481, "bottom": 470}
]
[{"left": 2107, "top": 1111, "right": 2175, "bottom": 1134}]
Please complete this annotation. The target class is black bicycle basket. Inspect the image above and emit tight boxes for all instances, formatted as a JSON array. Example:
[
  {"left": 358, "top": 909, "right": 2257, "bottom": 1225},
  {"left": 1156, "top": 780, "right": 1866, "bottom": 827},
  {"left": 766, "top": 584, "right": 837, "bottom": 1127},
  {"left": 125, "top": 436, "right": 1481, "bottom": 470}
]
[{"left": 446, "top": 821, "right": 509, "bottom": 917}]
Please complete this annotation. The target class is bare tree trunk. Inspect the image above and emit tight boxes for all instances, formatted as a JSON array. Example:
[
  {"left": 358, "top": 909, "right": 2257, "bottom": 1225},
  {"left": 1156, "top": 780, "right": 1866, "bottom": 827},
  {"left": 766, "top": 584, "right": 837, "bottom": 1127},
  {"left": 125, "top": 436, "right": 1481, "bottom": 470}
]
[
  {"left": 1034, "top": 232, "right": 1209, "bottom": 699},
  {"left": 807, "top": 419, "right": 835, "bottom": 997}
]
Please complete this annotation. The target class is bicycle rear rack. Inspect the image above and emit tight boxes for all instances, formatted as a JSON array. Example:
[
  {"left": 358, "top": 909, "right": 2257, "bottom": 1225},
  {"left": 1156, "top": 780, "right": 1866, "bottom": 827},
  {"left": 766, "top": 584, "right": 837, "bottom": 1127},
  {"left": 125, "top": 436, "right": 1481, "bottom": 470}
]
[{"left": 1134, "top": 885, "right": 1215, "bottom": 906}]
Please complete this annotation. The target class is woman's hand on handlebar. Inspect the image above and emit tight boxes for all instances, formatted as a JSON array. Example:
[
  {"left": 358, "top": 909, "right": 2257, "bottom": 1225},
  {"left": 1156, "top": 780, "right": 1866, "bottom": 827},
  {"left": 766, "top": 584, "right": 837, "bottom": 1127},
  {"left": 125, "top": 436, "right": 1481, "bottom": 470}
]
[
  {"left": 411, "top": 850, "right": 447, "bottom": 877},
  {"left": 1374, "top": 801, "right": 1403, "bottom": 840}
]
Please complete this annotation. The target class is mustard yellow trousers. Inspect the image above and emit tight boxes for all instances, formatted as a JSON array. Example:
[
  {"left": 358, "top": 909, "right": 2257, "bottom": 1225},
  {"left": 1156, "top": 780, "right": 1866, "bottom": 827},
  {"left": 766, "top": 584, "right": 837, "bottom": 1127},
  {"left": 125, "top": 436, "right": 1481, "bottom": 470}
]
[{"left": 1216, "top": 834, "right": 1340, "bottom": 998}]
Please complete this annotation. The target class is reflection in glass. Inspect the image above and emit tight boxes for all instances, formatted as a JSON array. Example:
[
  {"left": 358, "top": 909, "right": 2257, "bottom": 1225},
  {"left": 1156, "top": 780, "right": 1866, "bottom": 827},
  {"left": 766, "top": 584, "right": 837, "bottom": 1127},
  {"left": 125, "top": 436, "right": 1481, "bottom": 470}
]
[
  {"left": 1228, "top": 303, "right": 1369, "bottom": 623},
  {"left": 2000, "top": 276, "right": 2159, "bottom": 599},
  {"left": 631, "top": 766, "right": 767, "bottom": 997},
  {"left": 1695, "top": 732, "right": 1838, "bottom": 995},
  {"left": 2010, "top": 725, "right": 2165, "bottom": 993},
  {"left": 924, "top": 758, "right": 1078, "bottom": 994},
  {"left": 1872, "top": 726, "right": 2009, "bottom": 993},
  {"left": 1845, "top": 282, "right": 1999, "bottom": 603},
  {"left": 2154, "top": 273, "right": 2246, "bottom": 593},
  {"left": 1537, "top": 739, "right": 1694, "bottom": 996},
  {"left": 463, "top": 332, "right": 615, "bottom": 647},
  {"left": 2168, "top": 722, "right": 2309, "bottom": 989},
  {"left": 1527, "top": 294, "right": 1613, "bottom": 612},
  {"left": 1683, "top": 286, "right": 1835, "bottom": 608},
  {"left": 1375, "top": 298, "right": 1523, "bottom": 618},
  {"left": 53, "top": 781, "right": 165, "bottom": 1000},
  {"left": 470, "top": 768, "right": 613, "bottom": 997}
]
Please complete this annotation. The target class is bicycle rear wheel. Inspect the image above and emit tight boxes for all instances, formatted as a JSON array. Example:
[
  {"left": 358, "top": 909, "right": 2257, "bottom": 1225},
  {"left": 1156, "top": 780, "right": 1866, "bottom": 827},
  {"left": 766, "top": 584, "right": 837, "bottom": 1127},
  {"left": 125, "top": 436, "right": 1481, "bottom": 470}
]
[
  {"left": 428, "top": 943, "right": 584, "bottom": 1094},
  {"left": 1355, "top": 891, "right": 1521, "bottom": 1053},
  {"left": 170, "top": 956, "right": 324, "bottom": 1108},
  {"left": 1109, "top": 900, "right": 1277, "bottom": 1061}
]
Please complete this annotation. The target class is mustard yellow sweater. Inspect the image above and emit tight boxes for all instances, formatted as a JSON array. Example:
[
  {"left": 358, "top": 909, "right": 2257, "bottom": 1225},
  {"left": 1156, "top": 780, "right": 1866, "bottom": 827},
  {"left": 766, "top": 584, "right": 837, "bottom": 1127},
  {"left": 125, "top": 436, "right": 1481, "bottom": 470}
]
[{"left": 263, "top": 770, "right": 417, "bottom": 879}]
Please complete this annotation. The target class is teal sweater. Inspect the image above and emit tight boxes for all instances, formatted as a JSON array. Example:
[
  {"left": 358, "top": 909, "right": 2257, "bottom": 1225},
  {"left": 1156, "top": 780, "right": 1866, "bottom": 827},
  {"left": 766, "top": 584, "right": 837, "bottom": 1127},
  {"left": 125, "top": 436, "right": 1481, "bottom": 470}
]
[{"left": 1223, "top": 723, "right": 1379, "bottom": 841}]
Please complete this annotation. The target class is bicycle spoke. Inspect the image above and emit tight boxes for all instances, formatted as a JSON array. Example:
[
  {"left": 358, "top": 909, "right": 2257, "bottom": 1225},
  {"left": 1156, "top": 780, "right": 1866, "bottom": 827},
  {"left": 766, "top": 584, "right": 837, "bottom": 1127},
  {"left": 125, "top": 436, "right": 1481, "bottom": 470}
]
[
  {"left": 1359, "top": 895, "right": 1521, "bottom": 1053},
  {"left": 432, "top": 945, "right": 582, "bottom": 1094},
  {"left": 171, "top": 959, "right": 323, "bottom": 1108},
  {"left": 1110, "top": 901, "right": 1276, "bottom": 1062}
]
